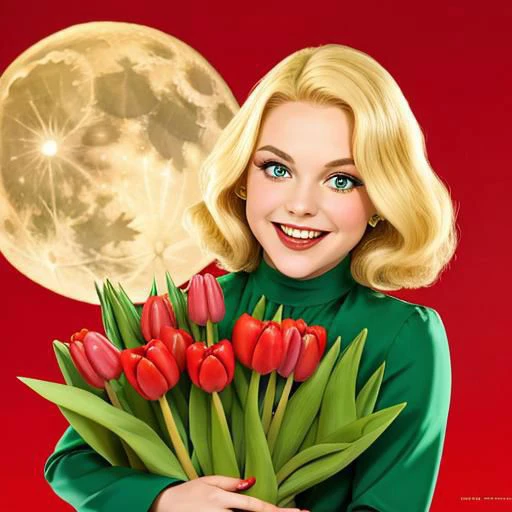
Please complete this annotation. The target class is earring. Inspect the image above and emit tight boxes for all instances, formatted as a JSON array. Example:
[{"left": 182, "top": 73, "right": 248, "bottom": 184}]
[
  {"left": 235, "top": 185, "right": 247, "bottom": 200},
  {"left": 368, "top": 214, "right": 383, "bottom": 227}
]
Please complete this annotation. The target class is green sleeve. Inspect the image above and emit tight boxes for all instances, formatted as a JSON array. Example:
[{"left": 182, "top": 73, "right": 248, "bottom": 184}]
[
  {"left": 347, "top": 306, "right": 452, "bottom": 512},
  {"left": 44, "top": 425, "right": 184, "bottom": 511}
]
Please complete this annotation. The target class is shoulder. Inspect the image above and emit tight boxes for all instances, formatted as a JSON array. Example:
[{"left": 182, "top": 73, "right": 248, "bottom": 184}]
[{"left": 351, "top": 284, "right": 451, "bottom": 366}]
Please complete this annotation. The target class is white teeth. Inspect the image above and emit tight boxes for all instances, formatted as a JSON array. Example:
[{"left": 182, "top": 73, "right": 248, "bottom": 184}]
[{"left": 279, "top": 224, "right": 324, "bottom": 239}]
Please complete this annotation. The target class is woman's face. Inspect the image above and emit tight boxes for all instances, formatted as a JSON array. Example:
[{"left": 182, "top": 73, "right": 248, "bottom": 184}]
[{"left": 245, "top": 101, "right": 376, "bottom": 280}]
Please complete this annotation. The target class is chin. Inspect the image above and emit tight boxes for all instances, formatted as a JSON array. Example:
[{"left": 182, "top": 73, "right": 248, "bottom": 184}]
[{"left": 265, "top": 250, "right": 325, "bottom": 279}]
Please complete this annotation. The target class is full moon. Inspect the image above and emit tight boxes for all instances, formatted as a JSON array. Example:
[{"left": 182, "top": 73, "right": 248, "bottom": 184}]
[{"left": 0, "top": 22, "right": 239, "bottom": 304}]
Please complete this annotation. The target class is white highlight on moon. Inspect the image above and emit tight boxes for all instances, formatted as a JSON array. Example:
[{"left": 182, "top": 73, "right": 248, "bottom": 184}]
[{"left": 41, "top": 139, "right": 58, "bottom": 156}]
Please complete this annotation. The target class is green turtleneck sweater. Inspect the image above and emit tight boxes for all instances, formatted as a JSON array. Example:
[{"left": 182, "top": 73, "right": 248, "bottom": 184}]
[{"left": 44, "top": 253, "right": 451, "bottom": 512}]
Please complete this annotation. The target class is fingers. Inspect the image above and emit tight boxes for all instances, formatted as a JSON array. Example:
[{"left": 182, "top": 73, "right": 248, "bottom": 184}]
[
  {"left": 200, "top": 475, "right": 248, "bottom": 491},
  {"left": 221, "top": 491, "right": 303, "bottom": 512}
]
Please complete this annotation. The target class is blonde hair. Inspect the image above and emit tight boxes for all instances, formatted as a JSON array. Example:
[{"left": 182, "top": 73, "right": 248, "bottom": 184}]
[{"left": 183, "top": 44, "right": 459, "bottom": 291}]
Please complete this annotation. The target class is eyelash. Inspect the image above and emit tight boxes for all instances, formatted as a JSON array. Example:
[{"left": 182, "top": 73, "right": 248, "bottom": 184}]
[{"left": 256, "top": 160, "right": 364, "bottom": 194}]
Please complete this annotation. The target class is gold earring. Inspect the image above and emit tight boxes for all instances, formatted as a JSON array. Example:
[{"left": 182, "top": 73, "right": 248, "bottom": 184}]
[
  {"left": 368, "top": 214, "right": 383, "bottom": 227},
  {"left": 235, "top": 185, "right": 247, "bottom": 200}
]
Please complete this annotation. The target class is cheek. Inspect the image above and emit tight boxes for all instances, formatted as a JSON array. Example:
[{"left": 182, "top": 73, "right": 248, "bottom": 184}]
[{"left": 326, "top": 193, "right": 371, "bottom": 231}]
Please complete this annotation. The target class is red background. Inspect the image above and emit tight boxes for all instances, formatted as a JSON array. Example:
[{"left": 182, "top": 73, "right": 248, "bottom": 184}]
[{"left": 1, "top": 1, "right": 511, "bottom": 510}]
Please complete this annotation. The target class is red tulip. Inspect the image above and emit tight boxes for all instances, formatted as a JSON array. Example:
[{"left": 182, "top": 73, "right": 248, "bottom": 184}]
[
  {"left": 120, "top": 339, "right": 180, "bottom": 400},
  {"left": 280, "top": 318, "right": 327, "bottom": 381},
  {"left": 69, "top": 340, "right": 105, "bottom": 389},
  {"left": 231, "top": 313, "right": 285, "bottom": 375},
  {"left": 159, "top": 325, "right": 194, "bottom": 372},
  {"left": 69, "top": 329, "right": 122, "bottom": 388},
  {"left": 187, "top": 273, "right": 225, "bottom": 326},
  {"left": 186, "top": 340, "right": 235, "bottom": 393},
  {"left": 141, "top": 294, "right": 177, "bottom": 342}
]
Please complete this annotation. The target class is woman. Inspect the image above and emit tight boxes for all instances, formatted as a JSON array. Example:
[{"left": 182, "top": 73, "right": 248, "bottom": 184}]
[{"left": 44, "top": 44, "right": 457, "bottom": 512}]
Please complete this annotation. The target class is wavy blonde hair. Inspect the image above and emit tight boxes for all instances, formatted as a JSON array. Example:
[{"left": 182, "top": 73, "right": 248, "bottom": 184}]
[{"left": 183, "top": 44, "right": 459, "bottom": 291}]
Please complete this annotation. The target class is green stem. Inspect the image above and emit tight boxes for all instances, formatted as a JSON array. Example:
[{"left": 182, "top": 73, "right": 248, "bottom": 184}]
[
  {"left": 266, "top": 373, "right": 294, "bottom": 456},
  {"left": 261, "top": 371, "right": 277, "bottom": 435},
  {"left": 105, "top": 381, "right": 147, "bottom": 471},
  {"left": 159, "top": 395, "right": 199, "bottom": 480},
  {"left": 206, "top": 319, "right": 216, "bottom": 347}
]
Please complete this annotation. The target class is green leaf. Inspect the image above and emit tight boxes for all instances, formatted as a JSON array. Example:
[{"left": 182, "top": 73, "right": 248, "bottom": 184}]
[
  {"left": 166, "top": 271, "right": 192, "bottom": 334},
  {"left": 276, "top": 442, "right": 351, "bottom": 484},
  {"left": 298, "top": 414, "right": 319, "bottom": 453},
  {"left": 58, "top": 406, "right": 129, "bottom": 467},
  {"left": 272, "top": 337, "right": 341, "bottom": 473},
  {"left": 150, "top": 275, "right": 158, "bottom": 296},
  {"left": 104, "top": 279, "right": 144, "bottom": 348},
  {"left": 233, "top": 361, "right": 249, "bottom": 405},
  {"left": 118, "top": 374, "right": 164, "bottom": 437},
  {"left": 211, "top": 392, "right": 240, "bottom": 477},
  {"left": 251, "top": 295, "right": 266, "bottom": 321},
  {"left": 117, "top": 282, "right": 142, "bottom": 325},
  {"left": 169, "top": 381, "right": 190, "bottom": 431},
  {"left": 53, "top": 340, "right": 105, "bottom": 398},
  {"left": 243, "top": 371, "right": 277, "bottom": 502},
  {"left": 94, "top": 281, "right": 123, "bottom": 349},
  {"left": 316, "top": 329, "right": 367, "bottom": 443},
  {"left": 219, "top": 383, "right": 234, "bottom": 418},
  {"left": 356, "top": 362, "right": 385, "bottom": 418},
  {"left": 189, "top": 384, "right": 212, "bottom": 474},
  {"left": 18, "top": 377, "right": 187, "bottom": 480},
  {"left": 230, "top": 392, "right": 245, "bottom": 474},
  {"left": 270, "top": 305, "right": 283, "bottom": 323},
  {"left": 261, "top": 371, "right": 277, "bottom": 434},
  {"left": 277, "top": 402, "right": 407, "bottom": 504}
]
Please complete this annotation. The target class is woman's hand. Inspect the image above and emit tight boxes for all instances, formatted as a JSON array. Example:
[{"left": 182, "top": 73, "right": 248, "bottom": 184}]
[{"left": 150, "top": 475, "right": 308, "bottom": 512}]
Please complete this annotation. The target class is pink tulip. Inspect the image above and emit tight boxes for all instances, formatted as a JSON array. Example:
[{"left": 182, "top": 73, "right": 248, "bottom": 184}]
[{"left": 187, "top": 273, "right": 225, "bottom": 326}]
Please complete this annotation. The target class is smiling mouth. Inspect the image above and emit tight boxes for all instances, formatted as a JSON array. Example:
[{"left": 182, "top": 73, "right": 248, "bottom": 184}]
[{"left": 271, "top": 222, "right": 329, "bottom": 236}]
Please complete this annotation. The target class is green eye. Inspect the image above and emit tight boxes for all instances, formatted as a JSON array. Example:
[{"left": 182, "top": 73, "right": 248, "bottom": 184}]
[{"left": 257, "top": 160, "right": 363, "bottom": 194}]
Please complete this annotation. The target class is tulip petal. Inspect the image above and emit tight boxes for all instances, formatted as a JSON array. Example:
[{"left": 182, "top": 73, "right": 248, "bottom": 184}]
[
  {"left": 69, "top": 341, "right": 105, "bottom": 388},
  {"left": 137, "top": 358, "right": 169, "bottom": 400},
  {"left": 83, "top": 331, "right": 122, "bottom": 381},
  {"left": 232, "top": 313, "right": 263, "bottom": 369},
  {"left": 188, "top": 275, "right": 209, "bottom": 326},
  {"left": 204, "top": 274, "right": 226, "bottom": 323},
  {"left": 278, "top": 327, "right": 302, "bottom": 378},
  {"left": 212, "top": 340, "right": 235, "bottom": 384},
  {"left": 186, "top": 342, "right": 207, "bottom": 388},
  {"left": 145, "top": 340, "right": 180, "bottom": 389},
  {"left": 294, "top": 334, "right": 321, "bottom": 382},
  {"left": 160, "top": 326, "right": 192, "bottom": 373},
  {"left": 120, "top": 347, "right": 146, "bottom": 398},
  {"left": 307, "top": 325, "right": 327, "bottom": 357},
  {"left": 252, "top": 322, "right": 284, "bottom": 375},
  {"left": 199, "top": 356, "right": 228, "bottom": 393}
]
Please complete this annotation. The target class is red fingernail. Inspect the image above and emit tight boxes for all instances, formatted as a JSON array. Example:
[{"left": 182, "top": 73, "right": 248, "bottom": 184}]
[{"left": 236, "top": 476, "right": 256, "bottom": 491}]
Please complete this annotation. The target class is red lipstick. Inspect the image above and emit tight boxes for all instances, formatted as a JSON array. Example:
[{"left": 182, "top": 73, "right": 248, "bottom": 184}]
[{"left": 272, "top": 223, "right": 329, "bottom": 251}]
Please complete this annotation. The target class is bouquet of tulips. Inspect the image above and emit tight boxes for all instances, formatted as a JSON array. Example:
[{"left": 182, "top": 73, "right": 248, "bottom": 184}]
[{"left": 19, "top": 271, "right": 407, "bottom": 507}]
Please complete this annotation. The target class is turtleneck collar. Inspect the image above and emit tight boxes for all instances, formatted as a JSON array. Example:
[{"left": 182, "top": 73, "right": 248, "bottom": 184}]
[{"left": 248, "top": 252, "right": 357, "bottom": 307}]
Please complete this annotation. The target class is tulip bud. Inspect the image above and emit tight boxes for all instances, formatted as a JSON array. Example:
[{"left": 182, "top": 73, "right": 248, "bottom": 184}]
[
  {"left": 186, "top": 339, "right": 235, "bottom": 393},
  {"left": 83, "top": 331, "right": 123, "bottom": 381},
  {"left": 187, "top": 273, "right": 225, "bottom": 326},
  {"left": 159, "top": 325, "right": 194, "bottom": 372},
  {"left": 141, "top": 294, "right": 177, "bottom": 342},
  {"left": 120, "top": 340, "right": 180, "bottom": 400},
  {"left": 232, "top": 313, "right": 284, "bottom": 375},
  {"left": 69, "top": 340, "right": 105, "bottom": 389}
]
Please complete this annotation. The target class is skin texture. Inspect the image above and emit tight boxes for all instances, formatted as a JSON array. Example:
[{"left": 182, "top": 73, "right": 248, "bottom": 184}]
[
  {"left": 245, "top": 101, "right": 377, "bottom": 280},
  {"left": 149, "top": 475, "right": 307, "bottom": 511}
]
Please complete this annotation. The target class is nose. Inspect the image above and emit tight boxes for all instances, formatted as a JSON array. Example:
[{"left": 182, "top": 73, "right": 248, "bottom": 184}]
[{"left": 285, "top": 180, "right": 319, "bottom": 217}]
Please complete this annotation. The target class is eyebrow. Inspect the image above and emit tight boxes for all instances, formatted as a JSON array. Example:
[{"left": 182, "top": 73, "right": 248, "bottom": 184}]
[{"left": 256, "top": 144, "right": 355, "bottom": 168}]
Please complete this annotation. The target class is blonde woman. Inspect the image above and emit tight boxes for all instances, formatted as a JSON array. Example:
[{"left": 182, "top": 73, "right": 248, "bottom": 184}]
[{"left": 44, "top": 44, "right": 457, "bottom": 512}]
